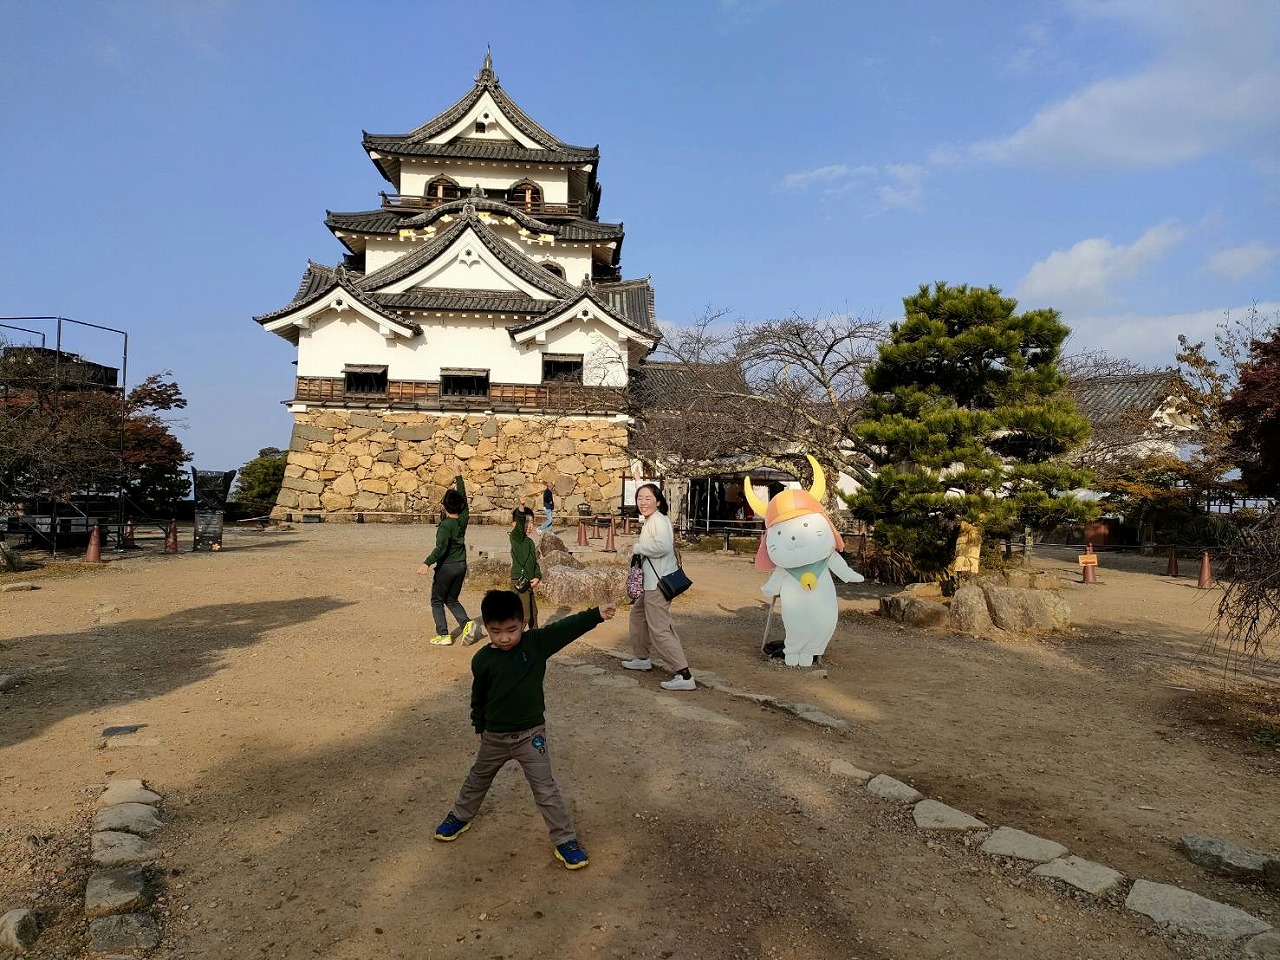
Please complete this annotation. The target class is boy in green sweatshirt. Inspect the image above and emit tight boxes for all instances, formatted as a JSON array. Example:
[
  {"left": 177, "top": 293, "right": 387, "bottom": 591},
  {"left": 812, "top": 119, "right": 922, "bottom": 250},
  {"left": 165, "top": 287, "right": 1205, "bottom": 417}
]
[
  {"left": 416, "top": 473, "right": 474, "bottom": 645},
  {"left": 434, "top": 589, "right": 617, "bottom": 870}
]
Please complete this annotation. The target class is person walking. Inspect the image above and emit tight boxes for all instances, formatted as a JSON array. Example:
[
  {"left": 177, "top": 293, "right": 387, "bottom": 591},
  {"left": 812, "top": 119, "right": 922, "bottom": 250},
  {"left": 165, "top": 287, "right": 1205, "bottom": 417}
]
[
  {"left": 417, "top": 471, "right": 476, "bottom": 645},
  {"left": 622, "top": 483, "right": 695, "bottom": 690},
  {"left": 537, "top": 482, "right": 555, "bottom": 531}
]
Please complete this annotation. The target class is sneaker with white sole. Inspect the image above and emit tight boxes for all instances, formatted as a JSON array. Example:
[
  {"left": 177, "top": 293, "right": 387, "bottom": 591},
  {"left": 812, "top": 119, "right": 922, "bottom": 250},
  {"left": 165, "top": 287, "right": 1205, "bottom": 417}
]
[
  {"left": 660, "top": 674, "right": 696, "bottom": 691},
  {"left": 621, "top": 657, "right": 653, "bottom": 671},
  {"left": 429, "top": 633, "right": 454, "bottom": 646}
]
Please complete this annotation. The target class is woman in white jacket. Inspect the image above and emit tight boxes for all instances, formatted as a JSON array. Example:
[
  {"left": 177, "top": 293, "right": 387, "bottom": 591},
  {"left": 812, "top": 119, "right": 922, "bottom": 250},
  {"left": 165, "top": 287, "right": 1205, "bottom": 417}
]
[{"left": 622, "top": 483, "right": 695, "bottom": 690}]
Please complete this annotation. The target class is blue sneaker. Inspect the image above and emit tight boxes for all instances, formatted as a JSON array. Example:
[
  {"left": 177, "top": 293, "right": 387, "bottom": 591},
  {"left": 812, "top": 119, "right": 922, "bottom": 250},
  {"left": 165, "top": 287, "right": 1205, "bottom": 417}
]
[
  {"left": 434, "top": 812, "right": 470, "bottom": 842},
  {"left": 554, "top": 840, "right": 589, "bottom": 870}
]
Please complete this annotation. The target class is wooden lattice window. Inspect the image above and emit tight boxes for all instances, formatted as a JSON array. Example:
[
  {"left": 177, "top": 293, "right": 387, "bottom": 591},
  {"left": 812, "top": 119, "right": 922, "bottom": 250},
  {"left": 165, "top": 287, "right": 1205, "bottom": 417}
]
[
  {"left": 344, "top": 364, "right": 388, "bottom": 396},
  {"left": 441, "top": 369, "right": 490, "bottom": 398},
  {"left": 542, "top": 354, "right": 583, "bottom": 384}
]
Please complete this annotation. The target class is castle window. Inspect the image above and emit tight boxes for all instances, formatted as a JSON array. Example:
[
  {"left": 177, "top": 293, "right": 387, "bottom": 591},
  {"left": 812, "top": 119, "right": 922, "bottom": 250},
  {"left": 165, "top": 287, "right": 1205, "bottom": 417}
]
[
  {"left": 426, "top": 176, "right": 462, "bottom": 203},
  {"left": 507, "top": 179, "right": 543, "bottom": 211},
  {"left": 441, "top": 369, "right": 490, "bottom": 398},
  {"left": 542, "top": 354, "right": 583, "bottom": 384},
  {"left": 474, "top": 121, "right": 486, "bottom": 133},
  {"left": 344, "top": 364, "right": 388, "bottom": 397},
  {"left": 540, "top": 262, "right": 565, "bottom": 279}
]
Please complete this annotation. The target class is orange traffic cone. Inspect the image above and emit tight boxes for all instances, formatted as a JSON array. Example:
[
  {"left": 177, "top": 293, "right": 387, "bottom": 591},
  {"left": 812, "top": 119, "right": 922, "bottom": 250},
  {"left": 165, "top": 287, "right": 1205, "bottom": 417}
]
[
  {"left": 602, "top": 519, "right": 616, "bottom": 553},
  {"left": 1165, "top": 548, "right": 1179, "bottom": 577},
  {"left": 164, "top": 520, "right": 179, "bottom": 554},
  {"left": 1081, "top": 542, "right": 1097, "bottom": 584},
  {"left": 122, "top": 521, "right": 135, "bottom": 548},
  {"left": 85, "top": 523, "right": 102, "bottom": 563},
  {"left": 1197, "top": 551, "right": 1212, "bottom": 589},
  {"left": 576, "top": 519, "right": 588, "bottom": 547}
]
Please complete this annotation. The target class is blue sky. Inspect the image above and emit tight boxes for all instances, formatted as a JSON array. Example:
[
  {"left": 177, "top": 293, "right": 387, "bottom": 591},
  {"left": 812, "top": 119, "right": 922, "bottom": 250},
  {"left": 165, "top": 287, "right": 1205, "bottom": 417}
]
[{"left": 2, "top": 0, "right": 1277, "bottom": 470}]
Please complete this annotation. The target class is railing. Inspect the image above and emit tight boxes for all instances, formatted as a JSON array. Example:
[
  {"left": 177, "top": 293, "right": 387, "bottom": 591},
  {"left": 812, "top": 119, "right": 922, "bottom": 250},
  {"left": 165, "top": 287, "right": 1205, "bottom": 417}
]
[
  {"left": 293, "top": 377, "right": 624, "bottom": 412},
  {"left": 379, "top": 193, "right": 584, "bottom": 218}
]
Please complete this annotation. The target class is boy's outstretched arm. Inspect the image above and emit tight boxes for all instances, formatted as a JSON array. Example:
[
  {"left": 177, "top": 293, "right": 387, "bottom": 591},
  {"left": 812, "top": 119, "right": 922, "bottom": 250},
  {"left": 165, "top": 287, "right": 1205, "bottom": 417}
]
[{"left": 532, "top": 606, "right": 613, "bottom": 658}]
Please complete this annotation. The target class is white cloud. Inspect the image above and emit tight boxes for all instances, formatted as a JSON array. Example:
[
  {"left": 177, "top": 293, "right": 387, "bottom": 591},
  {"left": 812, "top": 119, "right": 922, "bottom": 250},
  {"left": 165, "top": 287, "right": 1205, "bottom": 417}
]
[
  {"left": 780, "top": 165, "right": 850, "bottom": 190},
  {"left": 1016, "top": 221, "right": 1187, "bottom": 310},
  {"left": 937, "top": 0, "right": 1280, "bottom": 170},
  {"left": 1205, "top": 243, "right": 1277, "bottom": 281},
  {"left": 1065, "top": 300, "right": 1280, "bottom": 365},
  {"left": 877, "top": 164, "right": 926, "bottom": 210}
]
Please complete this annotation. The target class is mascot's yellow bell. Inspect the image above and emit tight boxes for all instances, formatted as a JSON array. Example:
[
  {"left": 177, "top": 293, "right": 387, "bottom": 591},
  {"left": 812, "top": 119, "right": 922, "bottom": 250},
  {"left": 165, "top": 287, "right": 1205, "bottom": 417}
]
[{"left": 800, "top": 571, "right": 818, "bottom": 591}]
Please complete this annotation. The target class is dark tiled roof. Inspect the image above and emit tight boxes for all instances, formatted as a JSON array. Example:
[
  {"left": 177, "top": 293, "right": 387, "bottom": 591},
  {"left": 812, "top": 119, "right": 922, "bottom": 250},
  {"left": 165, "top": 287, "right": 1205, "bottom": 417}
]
[
  {"left": 325, "top": 210, "right": 407, "bottom": 235},
  {"left": 372, "top": 289, "right": 556, "bottom": 315},
  {"left": 595, "top": 278, "right": 656, "bottom": 334},
  {"left": 356, "top": 207, "right": 578, "bottom": 300},
  {"left": 632, "top": 361, "right": 750, "bottom": 407},
  {"left": 507, "top": 288, "right": 658, "bottom": 343},
  {"left": 363, "top": 135, "right": 597, "bottom": 165},
  {"left": 362, "top": 56, "right": 597, "bottom": 183},
  {"left": 396, "top": 54, "right": 584, "bottom": 150},
  {"left": 1068, "top": 371, "right": 1181, "bottom": 423},
  {"left": 253, "top": 267, "right": 420, "bottom": 336}
]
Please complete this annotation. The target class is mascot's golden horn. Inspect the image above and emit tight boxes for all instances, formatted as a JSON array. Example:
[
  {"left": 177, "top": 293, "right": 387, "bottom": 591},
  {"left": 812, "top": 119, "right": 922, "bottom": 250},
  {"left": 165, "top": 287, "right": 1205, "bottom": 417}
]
[{"left": 744, "top": 454, "right": 826, "bottom": 517}]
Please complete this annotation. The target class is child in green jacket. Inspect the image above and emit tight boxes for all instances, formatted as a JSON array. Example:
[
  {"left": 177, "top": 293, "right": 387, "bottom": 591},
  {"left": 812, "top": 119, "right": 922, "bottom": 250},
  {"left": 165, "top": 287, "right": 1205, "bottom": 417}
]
[
  {"left": 509, "top": 506, "right": 541, "bottom": 627},
  {"left": 416, "top": 473, "right": 474, "bottom": 645},
  {"left": 434, "top": 589, "right": 616, "bottom": 869}
]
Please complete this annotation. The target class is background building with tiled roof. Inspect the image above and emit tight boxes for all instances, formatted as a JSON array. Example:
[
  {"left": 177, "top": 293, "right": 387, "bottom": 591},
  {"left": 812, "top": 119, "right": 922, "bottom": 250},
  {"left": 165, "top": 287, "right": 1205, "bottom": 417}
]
[{"left": 255, "top": 52, "right": 658, "bottom": 522}]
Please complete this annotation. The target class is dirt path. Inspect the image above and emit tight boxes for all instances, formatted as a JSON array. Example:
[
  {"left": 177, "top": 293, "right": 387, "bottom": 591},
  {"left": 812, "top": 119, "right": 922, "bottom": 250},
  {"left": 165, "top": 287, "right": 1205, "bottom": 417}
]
[{"left": 1, "top": 524, "right": 1275, "bottom": 958}]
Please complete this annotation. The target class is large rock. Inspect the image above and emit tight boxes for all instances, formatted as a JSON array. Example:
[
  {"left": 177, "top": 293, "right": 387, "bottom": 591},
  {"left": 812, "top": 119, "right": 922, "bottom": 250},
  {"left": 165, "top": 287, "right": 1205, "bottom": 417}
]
[
  {"left": 542, "top": 550, "right": 584, "bottom": 570},
  {"left": 85, "top": 868, "right": 150, "bottom": 918},
  {"left": 1031, "top": 855, "right": 1123, "bottom": 896},
  {"left": 902, "top": 598, "right": 949, "bottom": 628},
  {"left": 87, "top": 914, "right": 160, "bottom": 953},
  {"left": 1124, "top": 879, "right": 1272, "bottom": 940},
  {"left": 980, "top": 826, "right": 1067, "bottom": 863},
  {"left": 0, "top": 542, "right": 26, "bottom": 572},
  {"left": 537, "top": 532, "right": 568, "bottom": 557},
  {"left": 0, "top": 909, "right": 37, "bottom": 954},
  {"left": 829, "top": 759, "right": 872, "bottom": 783},
  {"left": 291, "top": 424, "right": 334, "bottom": 444},
  {"left": 949, "top": 585, "right": 994, "bottom": 635},
  {"left": 1179, "top": 835, "right": 1275, "bottom": 880},
  {"left": 93, "top": 803, "right": 161, "bottom": 837},
  {"left": 912, "top": 799, "right": 987, "bottom": 831},
  {"left": 91, "top": 831, "right": 159, "bottom": 867},
  {"left": 864, "top": 774, "right": 922, "bottom": 803},
  {"left": 96, "top": 780, "right": 160, "bottom": 808},
  {"left": 1246, "top": 932, "right": 1280, "bottom": 959},
  {"left": 980, "top": 584, "right": 1070, "bottom": 634},
  {"left": 538, "top": 568, "right": 626, "bottom": 606}
]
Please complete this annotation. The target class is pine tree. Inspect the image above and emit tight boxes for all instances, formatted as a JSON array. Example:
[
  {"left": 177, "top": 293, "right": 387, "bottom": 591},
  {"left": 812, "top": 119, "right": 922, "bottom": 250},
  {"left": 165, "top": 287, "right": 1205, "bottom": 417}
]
[{"left": 846, "top": 282, "right": 1093, "bottom": 578}]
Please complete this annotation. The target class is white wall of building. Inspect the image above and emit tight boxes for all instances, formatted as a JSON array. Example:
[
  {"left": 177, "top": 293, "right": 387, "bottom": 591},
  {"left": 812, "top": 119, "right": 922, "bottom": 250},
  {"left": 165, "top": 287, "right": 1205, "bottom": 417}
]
[
  {"left": 428, "top": 92, "right": 542, "bottom": 148},
  {"left": 296, "top": 311, "right": 628, "bottom": 387},
  {"left": 364, "top": 225, "right": 593, "bottom": 291},
  {"left": 399, "top": 160, "right": 569, "bottom": 204}
]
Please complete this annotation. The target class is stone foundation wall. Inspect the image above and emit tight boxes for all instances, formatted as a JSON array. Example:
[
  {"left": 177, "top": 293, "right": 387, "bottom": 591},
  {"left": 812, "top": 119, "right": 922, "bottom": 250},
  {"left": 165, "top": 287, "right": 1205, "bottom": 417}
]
[{"left": 272, "top": 410, "right": 630, "bottom": 524}]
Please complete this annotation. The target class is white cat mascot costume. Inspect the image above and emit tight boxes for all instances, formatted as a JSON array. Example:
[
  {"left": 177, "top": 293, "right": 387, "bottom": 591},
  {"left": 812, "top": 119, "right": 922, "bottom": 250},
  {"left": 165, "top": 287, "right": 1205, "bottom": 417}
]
[{"left": 746, "top": 456, "right": 864, "bottom": 667}]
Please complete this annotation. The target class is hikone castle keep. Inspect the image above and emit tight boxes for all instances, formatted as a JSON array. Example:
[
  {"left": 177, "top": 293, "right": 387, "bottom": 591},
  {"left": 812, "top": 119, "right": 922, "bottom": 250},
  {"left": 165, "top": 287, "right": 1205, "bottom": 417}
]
[{"left": 255, "top": 52, "right": 659, "bottom": 523}]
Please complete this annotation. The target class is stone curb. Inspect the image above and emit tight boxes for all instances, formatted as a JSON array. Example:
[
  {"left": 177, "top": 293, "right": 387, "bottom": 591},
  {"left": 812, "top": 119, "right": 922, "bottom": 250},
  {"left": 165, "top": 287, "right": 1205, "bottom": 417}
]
[
  {"left": 575, "top": 644, "right": 1276, "bottom": 950},
  {"left": 85, "top": 779, "right": 168, "bottom": 956}
]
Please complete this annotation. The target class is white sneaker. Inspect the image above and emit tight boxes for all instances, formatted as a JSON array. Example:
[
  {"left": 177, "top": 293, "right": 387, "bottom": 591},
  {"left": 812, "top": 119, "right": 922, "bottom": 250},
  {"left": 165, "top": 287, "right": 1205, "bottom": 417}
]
[
  {"left": 621, "top": 657, "right": 653, "bottom": 671},
  {"left": 660, "top": 675, "right": 696, "bottom": 691}
]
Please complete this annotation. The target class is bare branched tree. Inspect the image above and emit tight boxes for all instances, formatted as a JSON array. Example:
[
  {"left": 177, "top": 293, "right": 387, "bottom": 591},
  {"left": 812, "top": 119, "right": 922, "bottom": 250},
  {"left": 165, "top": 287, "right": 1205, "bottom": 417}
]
[
  {"left": 1216, "top": 509, "right": 1280, "bottom": 668},
  {"left": 628, "top": 310, "right": 885, "bottom": 490}
]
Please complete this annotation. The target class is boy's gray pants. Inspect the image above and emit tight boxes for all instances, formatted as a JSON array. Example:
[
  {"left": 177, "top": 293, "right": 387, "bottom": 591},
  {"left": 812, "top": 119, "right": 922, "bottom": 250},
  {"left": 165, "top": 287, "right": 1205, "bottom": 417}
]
[{"left": 452, "top": 725, "right": 576, "bottom": 844}]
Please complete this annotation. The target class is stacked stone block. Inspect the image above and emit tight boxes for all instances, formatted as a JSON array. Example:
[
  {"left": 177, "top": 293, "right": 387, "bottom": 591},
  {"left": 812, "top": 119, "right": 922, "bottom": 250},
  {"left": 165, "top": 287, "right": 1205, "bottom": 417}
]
[{"left": 274, "top": 411, "right": 629, "bottom": 524}]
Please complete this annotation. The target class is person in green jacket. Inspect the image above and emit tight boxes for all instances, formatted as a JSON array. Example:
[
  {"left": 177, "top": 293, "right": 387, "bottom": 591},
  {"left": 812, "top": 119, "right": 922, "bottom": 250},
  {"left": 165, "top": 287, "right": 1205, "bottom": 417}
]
[
  {"left": 416, "top": 473, "right": 474, "bottom": 645},
  {"left": 509, "top": 506, "right": 541, "bottom": 628},
  {"left": 433, "top": 589, "right": 617, "bottom": 870}
]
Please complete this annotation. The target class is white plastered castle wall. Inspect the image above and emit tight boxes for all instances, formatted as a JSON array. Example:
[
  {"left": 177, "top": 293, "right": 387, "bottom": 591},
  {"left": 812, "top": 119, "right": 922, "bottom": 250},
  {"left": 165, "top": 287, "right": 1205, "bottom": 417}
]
[
  {"left": 398, "top": 160, "right": 570, "bottom": 204},
  {"left": 363, "top": 228, "right": 593, "bottom": 284},
  {"left": 428, "top": 91, "right": 542, "bottom": 147},
  {"left": 295, "top": 310, "right": 627, "bottom": 386}
]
